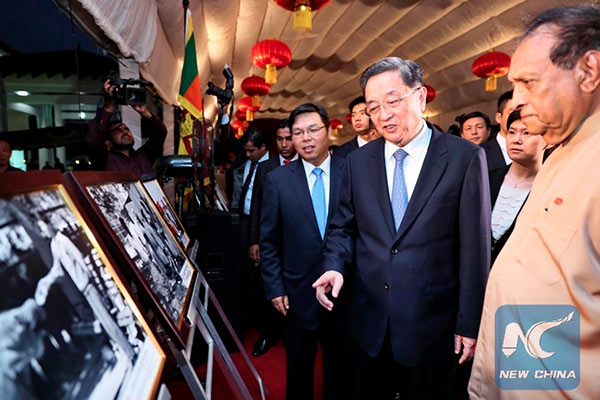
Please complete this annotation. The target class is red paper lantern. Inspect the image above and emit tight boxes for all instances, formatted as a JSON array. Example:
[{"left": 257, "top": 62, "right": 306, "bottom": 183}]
[
  {"left": 472, "top": 51, "right": 511, "bottom": 92},
  {"left": 236, "top": 109, "right": 246, "bottom": 121},
  {"left": 241, "top": 75, "right": 271, "bottom": 107},
  {"left": 424, "top": 84, "right": 436, "bottom": 103},
  {"left": 231, "top": 120, "right": 246, "bottom": 138},
  {"left": 251, "top": 39, "right": 292, "bottom": 84},
  {"left": 274, "top": 0, "right": 331, "bottom": 33},
  {"left": 330, "top": 118, "right": 343, "bottom": 135},
  {"left": 345, "top": 113, "right": 352, "bottom": 124},
  {"left": 238, "top": 96, "right": 261, "bottom": 121}
]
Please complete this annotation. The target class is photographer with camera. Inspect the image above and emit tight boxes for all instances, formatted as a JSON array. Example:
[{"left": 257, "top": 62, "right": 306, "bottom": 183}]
[{"left": 86, "top": 78, "right": 167, "bottom": 176}]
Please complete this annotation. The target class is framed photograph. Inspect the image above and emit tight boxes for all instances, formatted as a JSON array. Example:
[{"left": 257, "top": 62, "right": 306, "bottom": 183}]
[
  {"left": 0, "top": 171, "right": 166, "bottom": 399},
  {"left": 65, "top": 172, "right": 197, "bottom": 347},
  {"left": 142, "top": 178, "right": 191, "bottom": 250}
]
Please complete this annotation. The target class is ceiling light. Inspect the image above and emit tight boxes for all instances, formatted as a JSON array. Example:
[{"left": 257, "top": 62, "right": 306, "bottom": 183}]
[
  {"left": 15, "top": 90, "right": 30, "bottom": 96},
  {"left": 79, "top": 112, "right": 86, "bottom": 119}
]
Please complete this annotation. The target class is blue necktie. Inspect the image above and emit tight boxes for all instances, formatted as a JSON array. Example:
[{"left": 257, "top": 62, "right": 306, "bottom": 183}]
[
  {"left": 311, "top": 167, "right": 326, "bottom": 238},
  {"left": 391, "top": 149, "right": 409, "bottom": 231}
]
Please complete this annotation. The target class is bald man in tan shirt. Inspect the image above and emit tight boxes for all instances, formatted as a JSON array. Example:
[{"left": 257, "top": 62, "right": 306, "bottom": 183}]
[{"left": 469, "top": 6, "right": 600, "bottom": 399}]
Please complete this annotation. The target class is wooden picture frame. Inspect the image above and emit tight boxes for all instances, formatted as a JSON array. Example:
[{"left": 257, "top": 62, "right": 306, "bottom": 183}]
[
  {"left": 141, "top": 178, "right": 191, "bottom": 250},
  {"left": 64, "top": 172, "right": 197, "bottom": 349},
  {"left": 0, "top": 171, "right": 166, "bottom": 399}
]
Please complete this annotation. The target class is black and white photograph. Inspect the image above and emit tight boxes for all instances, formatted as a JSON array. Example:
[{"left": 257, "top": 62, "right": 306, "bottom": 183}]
[
  {"left": 142, "top": 179, "right": 191, "bottom": 250},
  {"left": 86, "top": 181, "right": 194, "bottom": 326},
  {"left": 0, "top": 189, "right": 164, "bottom": 400}
]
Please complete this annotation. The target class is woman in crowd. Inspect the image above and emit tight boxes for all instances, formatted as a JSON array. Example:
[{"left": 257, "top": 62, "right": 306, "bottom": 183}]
[{"left": 489, "top": 109, "right": 546, "bottom": 264}]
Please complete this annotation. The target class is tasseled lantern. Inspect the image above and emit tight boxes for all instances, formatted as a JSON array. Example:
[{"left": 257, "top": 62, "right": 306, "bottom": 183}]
[
  {"left": 251, "top": 38, "right": 292, "bottom": 84},
  {"left": 236, "top": 109, "right": 246, "bottom": 121},
  {"left": 274, "top": 0, "right": 331, "bottom": 33},
  {"left": 424, "top": 84, "right": 436, "bottom": 103},
  {"left": 472, "top": 50, "right": 511, "bottom": 92},
  {"left": 238, "top": 96, "right": 260, "bottom": 122},
  {"left": 330, "top": 119, "right": 343, "bottom": 135},
  {"left": 231, "top": 120, "right": 246, "bottom": 138},
  {"left": 241, "top": 75, "right": 271, "bottom": 107}
]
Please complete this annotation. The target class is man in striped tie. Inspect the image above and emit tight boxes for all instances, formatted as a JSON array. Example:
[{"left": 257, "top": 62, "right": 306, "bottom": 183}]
[{"left": 260, "top": 103, "right": 349, "bottom": 399}]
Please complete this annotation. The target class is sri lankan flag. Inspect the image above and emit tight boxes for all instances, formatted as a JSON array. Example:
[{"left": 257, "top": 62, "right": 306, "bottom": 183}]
[
  {"left": 178, "top": 7, "right": 203, "bottom": 156},
  {"left": 178, "top": 8, "right": 203, "bottom": 121}
]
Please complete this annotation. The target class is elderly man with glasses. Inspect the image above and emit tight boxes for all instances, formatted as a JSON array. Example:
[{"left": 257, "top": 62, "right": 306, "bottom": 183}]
[{"left": 313, "top": 57, "right": 491, "bottom": 399}]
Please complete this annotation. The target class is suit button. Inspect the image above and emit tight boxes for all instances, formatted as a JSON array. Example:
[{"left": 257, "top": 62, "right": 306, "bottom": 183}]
[
  {"left": 390, "top": 248, "right": 398, "bottom": 255},
  {"left": 384, "top": 283, "right": 390, "bottom": 290}
]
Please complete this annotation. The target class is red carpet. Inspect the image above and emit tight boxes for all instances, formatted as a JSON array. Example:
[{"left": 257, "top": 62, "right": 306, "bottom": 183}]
[{"left": 167, "top": 328, "right": 323, "bottom": 399}]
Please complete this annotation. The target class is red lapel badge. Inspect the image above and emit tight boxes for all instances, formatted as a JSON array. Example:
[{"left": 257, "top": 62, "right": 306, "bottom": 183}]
[{"left": 554, "top": 197, "right": 563, "bottom": 205}]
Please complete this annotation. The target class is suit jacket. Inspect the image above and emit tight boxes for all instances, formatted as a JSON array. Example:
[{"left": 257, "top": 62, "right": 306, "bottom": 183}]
[
  {"left": 332, "top": 137, "right": 359, "bottom": 158},
  {"left": 249, "top": 156, "right": 282, "bottom": 245},
  {"left": 323, "top": 124, "right": 491, "bottom": 366},
  {"left": 260, "top": 156, "right": 346, "bottom": 330},
  {"left": 482, "top": 137, "right": 507, "bottom": 172},
  {"left": 230, "top": 162, "right": 245, "bottom": 211}
]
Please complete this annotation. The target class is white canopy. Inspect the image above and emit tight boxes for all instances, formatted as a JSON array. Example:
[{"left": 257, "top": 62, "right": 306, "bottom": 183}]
[{"left": 64, "top": 0, "right": 581, "bottom": 140}]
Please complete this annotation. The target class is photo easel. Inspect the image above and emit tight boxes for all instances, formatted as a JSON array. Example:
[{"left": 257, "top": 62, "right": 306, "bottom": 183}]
[{"left": 181, "top": 240, "right": 266, "bottom": 400}]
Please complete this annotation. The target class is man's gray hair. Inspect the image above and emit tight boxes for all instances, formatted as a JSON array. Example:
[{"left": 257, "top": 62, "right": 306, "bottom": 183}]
[
  {"left": 359, "top": 57, "right": 424, "bottom": 92},
  {"left": 521, "top": 5, "right": 600, "bottom": 70}
]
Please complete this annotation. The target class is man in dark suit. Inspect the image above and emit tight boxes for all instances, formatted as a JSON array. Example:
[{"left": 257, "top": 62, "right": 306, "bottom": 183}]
[
  {"left": 248, "top": 119, "right": 297, "bottom": 356},
  {"left": 482, "top": 90, "right": 514, "bottom": 172},
  {"left": 313, "top": 57, "right": 491, "bottom": 399},
  {"left": 333, "top": 96, "right": 373, "bottom": 157},
  {"left": 261, "top": 103, "right": 348, "bottom": 400}
]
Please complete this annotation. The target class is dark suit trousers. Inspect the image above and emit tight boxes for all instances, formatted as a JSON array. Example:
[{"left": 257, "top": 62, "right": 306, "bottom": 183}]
[
  {"left": 350, "top": 324, "right": 456, "bottom": 400},
  {"left": 240, "top": 214, "right": 281, "bottom": 337},
  {"left": 284, "top": 313, "right": 350, "bottom": 400}
]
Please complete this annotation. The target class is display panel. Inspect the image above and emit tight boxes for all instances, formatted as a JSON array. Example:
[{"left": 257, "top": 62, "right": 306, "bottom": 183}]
[
  {"left": 85, "top": 180, "right": 194, "bottom": 328},
  {"left": 142, "top": 179, "right": 191, "bottom": 250},
  {"left": 0, "top": 182, "right": 165, "bottom": 400}
]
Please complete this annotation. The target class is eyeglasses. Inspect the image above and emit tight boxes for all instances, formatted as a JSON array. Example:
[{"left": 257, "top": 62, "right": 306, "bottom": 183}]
[
  {"left": 365, "top": 86, "right": 422, "bottom": 117},
  {"left": 292, "top": 125, "right": 326, "bottom": 137}
]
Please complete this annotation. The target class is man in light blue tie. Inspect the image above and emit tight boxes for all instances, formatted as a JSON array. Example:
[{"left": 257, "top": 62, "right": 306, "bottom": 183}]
[{"left": 260, "top": 103, "right": 349, "bottom": 400}]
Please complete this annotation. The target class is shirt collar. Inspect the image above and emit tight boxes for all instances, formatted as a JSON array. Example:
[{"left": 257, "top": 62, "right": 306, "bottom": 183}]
[
  {"left": 302, "top": 154, "right": 331, "bottom": 179},
  {"left": 356, "top": 135, "right": 369, "bottom": 147},
  {"left": 259, "top": 152, "right": 270, "bottom": 163},
  {"left": 496, "top": 133, "right": 507, "bottom": 151},
  {"left": 384, "top": 120, "right": 430, "bottom": 162},
  {"left": 279, "top": 153, "right": 298, "bottom": 165}
]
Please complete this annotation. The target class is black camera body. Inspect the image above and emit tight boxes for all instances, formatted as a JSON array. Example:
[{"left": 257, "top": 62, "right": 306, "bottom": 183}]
[
  {"left": 205, "top": 64, "right": 234, "bottom": 107},
  {"left": 107, "top": 74, "right": 154, "bottom": 106}
]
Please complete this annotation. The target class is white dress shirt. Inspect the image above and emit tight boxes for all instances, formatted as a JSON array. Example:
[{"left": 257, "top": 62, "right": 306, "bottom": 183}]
[
  {"left": 279, "top": 153, "right": 298, "bottom": 165},
  {"left": 357, "top": 135, "right": 369, "bottom": 148},
  {"left": 242, "top": 152, "right": 269, "bottom": 215},
  {"left": 496, "top": 134, "right": 511, "bottom": 165},
  {"left": 384, "top": 121, "right": 432, "bottom": 201},
  {"left": 302, "top": 155, "right": 331, "bottom": 212}
]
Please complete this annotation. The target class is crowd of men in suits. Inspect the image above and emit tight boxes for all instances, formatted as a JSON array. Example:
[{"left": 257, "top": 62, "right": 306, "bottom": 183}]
[{"left": 230, "top": 5, "right": 600, "bottom": 399}]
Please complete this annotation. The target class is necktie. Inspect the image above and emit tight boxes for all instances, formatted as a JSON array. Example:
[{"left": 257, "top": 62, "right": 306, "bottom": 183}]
[
  {"left": 391, "top": 149, "right": 409, "bottom": 231},
  {"left": 311, "top": 167, "right": 326, "bottom": 238},
  {"left": 283, "top": 159, "right": 291, "bottom": 165},
  {"left": 239, "top": 161, "right": 258, "bottom": 213}
]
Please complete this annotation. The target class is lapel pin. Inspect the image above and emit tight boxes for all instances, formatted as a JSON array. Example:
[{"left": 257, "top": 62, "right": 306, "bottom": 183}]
[{"left": 554, "top": 197, "right": 563, "bottom": 205}]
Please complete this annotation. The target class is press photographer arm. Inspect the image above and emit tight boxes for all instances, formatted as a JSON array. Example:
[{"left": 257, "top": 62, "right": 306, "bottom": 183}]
[{"left": 87, "top": 77, "right": 166, "bottom": 172}]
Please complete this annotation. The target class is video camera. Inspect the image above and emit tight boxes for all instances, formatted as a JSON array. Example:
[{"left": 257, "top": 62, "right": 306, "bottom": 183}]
[{"left": 107, "top": 72, "right": 154, "bottom": 106}]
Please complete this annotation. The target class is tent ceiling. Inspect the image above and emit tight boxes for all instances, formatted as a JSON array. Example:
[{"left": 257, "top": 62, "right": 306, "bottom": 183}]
[{"left": 68, "top": 0, "right": 581, "bottom": 138}]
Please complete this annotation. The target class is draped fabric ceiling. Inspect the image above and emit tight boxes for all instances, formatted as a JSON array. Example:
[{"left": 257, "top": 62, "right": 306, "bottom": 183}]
[{"left": 64, "top": 0, "right": 581, "bottom": 142}]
